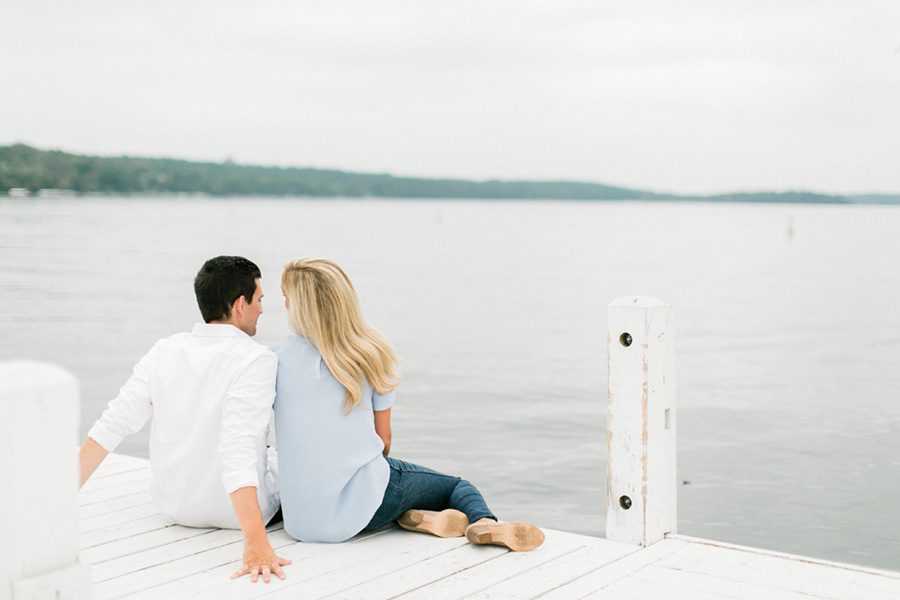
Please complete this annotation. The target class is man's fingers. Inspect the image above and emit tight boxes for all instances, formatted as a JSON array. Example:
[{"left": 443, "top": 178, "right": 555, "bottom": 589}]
[
  {"left": 272, "top": 564, "right": 286, "bottom": 580},
  {"left": 262, "top": 565, "right": 271, "bottom": 583},
  {"left": 230, "top": 565, "right": 249, "bottom": 580},
  {"left": 277, "top": 555, "right": 292, "bottom": 566},
  {"left": 250, "top": 565, "right": 260, "bottom": 583}
]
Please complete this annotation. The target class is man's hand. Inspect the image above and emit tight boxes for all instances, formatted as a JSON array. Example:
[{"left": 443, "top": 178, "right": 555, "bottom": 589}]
[
  {"left": 228, "top": 486, "right": 291, "bottom": 583},
  {"left": 230, "top": 536, "right": 291, "bottom": 583}
]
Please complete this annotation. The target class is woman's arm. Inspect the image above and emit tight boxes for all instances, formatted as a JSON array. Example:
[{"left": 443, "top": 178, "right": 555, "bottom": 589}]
[{"left": 374, "top": 408, "right": 392, "bottom": 456}]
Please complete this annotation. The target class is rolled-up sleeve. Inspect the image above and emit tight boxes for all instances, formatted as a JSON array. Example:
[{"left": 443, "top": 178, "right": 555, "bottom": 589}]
[
  {"left": 87, "top": 343, "right": 157, "bottom": 452},
  {"left": 372, "top": 387, "right": 396, "bottom": 412},
  {"left": 219, "top": 351, "right": 277, "bottom": 495}
]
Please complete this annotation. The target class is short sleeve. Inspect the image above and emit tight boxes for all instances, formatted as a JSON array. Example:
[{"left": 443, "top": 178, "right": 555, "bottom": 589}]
[{"left": 372, "top": 387, "right": 396, "bottom": 412}]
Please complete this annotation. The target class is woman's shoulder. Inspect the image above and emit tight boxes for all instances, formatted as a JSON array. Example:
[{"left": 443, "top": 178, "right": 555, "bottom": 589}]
[{"left": 269, "top": 334, "right": 317, "bottom": 357}]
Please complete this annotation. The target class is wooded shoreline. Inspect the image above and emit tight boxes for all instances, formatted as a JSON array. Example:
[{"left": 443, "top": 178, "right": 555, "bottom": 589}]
[{"left": 3, "top": 144, "right": 897, "bottom": 204}]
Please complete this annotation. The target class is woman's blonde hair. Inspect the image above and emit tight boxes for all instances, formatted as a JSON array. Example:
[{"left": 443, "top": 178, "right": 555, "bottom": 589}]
[{"left": 281, "top": 258, "right": 398, "bottom": 411}]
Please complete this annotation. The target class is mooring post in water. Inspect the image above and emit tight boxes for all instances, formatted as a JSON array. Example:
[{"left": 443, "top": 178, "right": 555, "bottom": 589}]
[
  {"left": 606, "top": 297, "right": 677, "bottom": 546},
  {"left": 0, "top": 362, "right": 91, "bottom": 600}
]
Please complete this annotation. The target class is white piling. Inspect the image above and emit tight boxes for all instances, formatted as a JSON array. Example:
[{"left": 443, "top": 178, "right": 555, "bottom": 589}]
[
  {"left": 606, "top": 297, "right": 677, "bottom": 546},
  {"left": 0, "top": 361, "right": 91, "bottom": 600}
]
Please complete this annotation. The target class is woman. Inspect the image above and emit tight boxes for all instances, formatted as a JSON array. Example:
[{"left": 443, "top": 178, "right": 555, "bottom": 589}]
[{"left": 272, "top": 258, "right": 544, "bottom": 552}]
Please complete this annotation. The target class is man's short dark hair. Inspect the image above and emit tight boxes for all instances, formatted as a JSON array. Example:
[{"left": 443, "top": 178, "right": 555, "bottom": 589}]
[{"left": 194, "top": 256, "right": 261, "bottom": 323}]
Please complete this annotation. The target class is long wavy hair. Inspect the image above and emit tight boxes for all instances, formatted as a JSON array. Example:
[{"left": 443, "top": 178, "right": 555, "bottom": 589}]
[{"left": 281, "top": 258, "right": 398, "bottom": 412}]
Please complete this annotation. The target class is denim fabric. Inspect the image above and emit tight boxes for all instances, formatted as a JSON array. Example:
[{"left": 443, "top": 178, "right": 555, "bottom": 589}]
[{"left": 364, "top": 457, "right": 496, "bottom": 529}]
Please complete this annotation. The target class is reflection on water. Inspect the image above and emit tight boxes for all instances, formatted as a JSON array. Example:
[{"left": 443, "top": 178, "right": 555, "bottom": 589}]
[{"left": 2, "top": 196, "right": 899, "bottom": 569}]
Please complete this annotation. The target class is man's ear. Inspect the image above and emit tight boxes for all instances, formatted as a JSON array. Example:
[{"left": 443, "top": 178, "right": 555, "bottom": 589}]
[{"left": 231, "top": 295, "right": 245, "bottom": 318}]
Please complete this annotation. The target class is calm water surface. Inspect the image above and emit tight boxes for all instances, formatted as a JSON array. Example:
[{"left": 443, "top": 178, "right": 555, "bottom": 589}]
[{"left": 2, "top": 196, "right": 899, "bottom": 569}]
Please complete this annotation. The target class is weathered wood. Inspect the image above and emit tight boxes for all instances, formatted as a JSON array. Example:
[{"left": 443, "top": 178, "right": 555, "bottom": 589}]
[
  {"left": 336, "top": 541, "right": 507, "bottom": 599},
  {"left": 66, "top": 456, "right": 900, "bottom": 600},
  {"left": 659, "top": 538, "right": 900, "bottom": 599},
  {"left": 77, "top": 493, "right": 154, "bottom": 519},
  {"left": 0, "top": 361, "right": 91, "bottom": 600},
  {"left": 399, "top": 530, "right": 600, "bottom": 599},
  {"left": 606, "top": 297, "right": 676, "bottom": 546},
  {"left": 91, "top": 527, "right": 294, "bottom": 600},
  {"left": 602, "top": 564, "right": 820, "bottom": 600},
  {"left": 538, "top": 539, "right": 687, "bottom": 600},
  {"left": 120, "top": 528, "right": 391, "bottom": 600},
  {"left": 240, "top": 532, "right": 473, "bottom": 600}
]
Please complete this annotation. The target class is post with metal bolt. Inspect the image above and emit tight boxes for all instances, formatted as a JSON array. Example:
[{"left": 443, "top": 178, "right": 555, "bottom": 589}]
[{"left": 606, "top": 296, "right": 676, "bottom": 546}]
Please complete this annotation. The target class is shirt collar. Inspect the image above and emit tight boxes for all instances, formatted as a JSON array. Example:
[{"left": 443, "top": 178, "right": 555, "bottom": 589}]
[{"left": 191, "top": 323, "right": 251, "bottom": 340}]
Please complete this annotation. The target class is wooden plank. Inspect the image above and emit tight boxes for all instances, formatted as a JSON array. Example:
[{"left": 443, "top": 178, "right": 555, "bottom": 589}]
[
  {"left": 81, "top": 468, "right": 151, "bottom": 492},
  {"left": 658, "top": 542, "right": 900, "bottom": 599},
  {"left": 80, "top": 515, "right": 176, "bottom": 549},
  {"left": 91, "top": 526, "right": 284, "bottom": 582},
  {"left": 78, "top": 493, "right": 153, "bottom": 519},
  {"left": 79, "top": 480, "right": 151, "bottom": 506},
  {"left": 91, "top": 528, "right": 295, "bottom": 600},
  {"left": 118, "top": 528, "right": 392, "bottom": 600},
  {"left": 205, "top": 530, "right": 471, "bottom": 600},
  {"left": 537, "top": 538, "right": 687, "bottom": 600},
  {"left": 397, "top": 530, "right": 610, "bottom": 600},
  {"left": 81, "top": 524, "right": 216, "bottom": 564},
  {"left": 595, "top": 564, "right": 821, "bottom": 600},
  {"left": 588, "top": 575, "right": 734, "bottom": 600},
  {"left": 336, "top": 541, "right": 508, "bottom": 599},
  {"left": 79, "top": 502, "right": 159, "bottom": 533},
  {"left": 465, "top": 539, "right": 645, "bottom": 599},
  {"left": 576, "top": 589, "right": 655, "bottom": 600},
  {"left": 672, "top": 535, "right": 900, "bottom": 580}
]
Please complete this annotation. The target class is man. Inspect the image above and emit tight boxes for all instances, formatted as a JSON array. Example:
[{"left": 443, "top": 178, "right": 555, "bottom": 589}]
[{"left": 78, "top": 256, "right": 289, "bottom": 583}]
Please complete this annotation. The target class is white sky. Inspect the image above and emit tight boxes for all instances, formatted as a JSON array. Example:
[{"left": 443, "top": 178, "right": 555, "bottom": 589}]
[{"left": 1, "top": 0, "right": 898, "bottom": 195}]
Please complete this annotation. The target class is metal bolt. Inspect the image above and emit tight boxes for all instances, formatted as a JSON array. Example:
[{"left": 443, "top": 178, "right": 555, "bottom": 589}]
[
  {"left": 619, "top": 332, "right": 632, "bottom": 347},
  {"left": 619, "top": 495, "right": 632, "bottom": 510}
]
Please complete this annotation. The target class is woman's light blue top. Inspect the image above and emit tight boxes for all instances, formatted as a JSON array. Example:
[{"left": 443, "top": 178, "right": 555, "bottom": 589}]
[{"left": 271, "top": 334, "right": 395, "bottom": 542}]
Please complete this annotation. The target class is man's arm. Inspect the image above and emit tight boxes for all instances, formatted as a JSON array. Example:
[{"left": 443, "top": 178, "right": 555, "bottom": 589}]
[
  {"left": 79, "top": 436, "right": 109, "bottom": 488},
  {"left": 220, "top": 352, "right": 286, "bottom": 582},
  {"left": 80, "top": 343, "right": 157, "bottom": 487},
  {"left": 228, "top": 487, "right": 291, "bottom": 583}
]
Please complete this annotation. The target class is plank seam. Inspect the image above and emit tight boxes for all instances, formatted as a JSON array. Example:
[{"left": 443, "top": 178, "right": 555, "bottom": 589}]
[
  {"left": 457, "top": 544, "right": 591, "bottom": 599},
  {"left": 88, "top": 528, "right": 219, "bottom": 565},
  {"left": 322, "top": 542, "right": 472, "bottom": 599},
  {"left": 671, "top": 535, "right": 900, "bottom": 580},
  {"left": 81, "top": 524, "right": 178, "bottom": 549},
  {"left": 93, "top": 526, "right": 286, "bottom": 584},
  {"left": 533, "top": 542, "right": 687, "bottom": 600}
]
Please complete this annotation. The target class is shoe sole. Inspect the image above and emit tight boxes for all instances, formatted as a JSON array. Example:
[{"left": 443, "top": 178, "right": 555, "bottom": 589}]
[
  {"left": 466, "top": 522, "right": 545, "bottom": 552},
  {"left": 398, "top": 509, "right": 469, "bottom": 538}
]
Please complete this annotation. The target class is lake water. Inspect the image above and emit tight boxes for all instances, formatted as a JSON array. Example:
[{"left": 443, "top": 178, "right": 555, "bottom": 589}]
[{"left": 2, "top": 196, "right": 899, "bottom": 570}]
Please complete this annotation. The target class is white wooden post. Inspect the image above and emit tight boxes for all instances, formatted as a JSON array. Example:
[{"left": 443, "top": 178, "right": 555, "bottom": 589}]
[
  {"left": 0, "top": 362, "right": 91, "bottom": 600},
  {"left": 606, "top": 297, "right": 676, "bottom": 546}
]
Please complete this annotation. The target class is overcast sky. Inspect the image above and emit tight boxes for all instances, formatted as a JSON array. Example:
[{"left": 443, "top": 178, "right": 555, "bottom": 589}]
[{"left": 2, "top": 1, "right": 898, "bottom": 195}]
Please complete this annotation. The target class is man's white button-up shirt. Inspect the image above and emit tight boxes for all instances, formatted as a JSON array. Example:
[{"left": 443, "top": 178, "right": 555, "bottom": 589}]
[{"left": 88, "top": 323, "right": 280, "bottom": 529}]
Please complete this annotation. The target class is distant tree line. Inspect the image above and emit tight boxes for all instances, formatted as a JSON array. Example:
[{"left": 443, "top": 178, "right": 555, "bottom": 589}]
[
  {"left": 2, "top": 143, "right": 890, "bottom": 204},
  {"left": 0, "top": 144, "right": 660, "bottom": 200}
]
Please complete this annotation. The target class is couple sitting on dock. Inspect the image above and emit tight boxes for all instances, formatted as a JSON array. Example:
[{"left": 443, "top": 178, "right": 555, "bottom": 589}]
[{"left": 77, "top": 256, "right": 544, "bottom": 584}]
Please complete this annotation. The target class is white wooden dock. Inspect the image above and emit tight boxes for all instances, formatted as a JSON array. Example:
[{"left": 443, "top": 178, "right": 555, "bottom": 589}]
[
  {"left": 7, "top": 297, "right": 900, "bottom": 599},
  {"left": 74, "top": 453, "right": 900, "bottom": 600}
]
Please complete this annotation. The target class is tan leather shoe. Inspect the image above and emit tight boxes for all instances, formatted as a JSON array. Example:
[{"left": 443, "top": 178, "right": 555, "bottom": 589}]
[
  {"left": 398, "top": 509, "right": 469, "bottom": 538},
  {"left": 465, "top": 521, "right": 545, "bottom": 552}
]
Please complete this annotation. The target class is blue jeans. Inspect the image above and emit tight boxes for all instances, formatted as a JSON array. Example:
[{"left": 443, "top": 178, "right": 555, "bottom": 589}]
[{"left": 365, "top": 457, "right": 496, "bottom": 529}]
